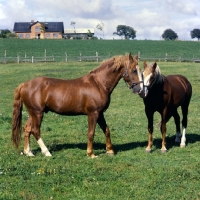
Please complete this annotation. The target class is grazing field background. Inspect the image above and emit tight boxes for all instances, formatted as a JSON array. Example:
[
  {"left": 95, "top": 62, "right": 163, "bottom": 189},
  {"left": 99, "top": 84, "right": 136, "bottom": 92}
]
[
  {"left": 1, "top": 39, "right": 200, "bottom": 62},
  {"left": 0, "top": 39, "right": 200, "bottom": 199}
]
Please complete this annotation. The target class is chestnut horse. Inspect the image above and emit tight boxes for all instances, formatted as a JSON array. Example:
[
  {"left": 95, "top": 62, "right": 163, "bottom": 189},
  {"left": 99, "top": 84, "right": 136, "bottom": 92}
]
[
  {"left": 137, "top": 61, "right": 192, "bottom": 152},
  {"left": 12, "top": 53, "right": 141, "bottom": 158}
]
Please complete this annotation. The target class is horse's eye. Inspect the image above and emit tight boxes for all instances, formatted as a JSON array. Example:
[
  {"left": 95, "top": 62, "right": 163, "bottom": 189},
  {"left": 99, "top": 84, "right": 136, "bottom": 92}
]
[
  {"left": 150, "top": 76, "right": 154, "bottom": 82},
  {"left": 132, "top": 69, "right": 137, "bottom": 74}
]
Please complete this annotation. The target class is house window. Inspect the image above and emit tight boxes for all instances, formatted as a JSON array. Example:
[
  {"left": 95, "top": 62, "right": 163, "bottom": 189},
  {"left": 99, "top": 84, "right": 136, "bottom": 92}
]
[
  {"left": 35, "top": 26, "right": 40, "bottom": 32},
  {"left": 18, "top": 34, "right": 24, "bottom": 38},
  {"left": 45, "top": 33, "right": 50, "bottom": 38},
  {"left": 26, "top": 34, "right": 30, "bottom": 39},
  {"left": 53, "top": 33, "right": 58, "bottom": 38}
]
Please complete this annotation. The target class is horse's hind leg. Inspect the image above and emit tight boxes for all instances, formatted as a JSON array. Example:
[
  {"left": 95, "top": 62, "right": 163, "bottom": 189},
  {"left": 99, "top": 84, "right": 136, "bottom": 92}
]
[
  {"left": 26, "top": 111, "right": 52, "bottom": 156},
  {"left": 24, "top": 116, "right": 34, "bottom": 156},
  {"left": 180, "top": 103, "right": 189, "bottom": 148},
  {"left": 97, "top": 112, "right": 114, "bottom": 155},
  {"left": 32, "top": 112, "right": 52, "bottom": 156},
  {"left": 173, "top": 109, "right": 182, "bottom": 143}
]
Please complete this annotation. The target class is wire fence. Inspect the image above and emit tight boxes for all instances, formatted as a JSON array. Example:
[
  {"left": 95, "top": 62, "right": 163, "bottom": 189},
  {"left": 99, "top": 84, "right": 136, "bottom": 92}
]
[{"left": 0, "top": 51, "right": 200, "bottom": 64}]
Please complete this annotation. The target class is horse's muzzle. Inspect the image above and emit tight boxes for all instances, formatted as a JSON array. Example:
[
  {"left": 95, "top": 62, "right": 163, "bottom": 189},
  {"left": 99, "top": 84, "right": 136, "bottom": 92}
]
[{"left": 132, "top": 85, "right": 141, "bottom": 94}]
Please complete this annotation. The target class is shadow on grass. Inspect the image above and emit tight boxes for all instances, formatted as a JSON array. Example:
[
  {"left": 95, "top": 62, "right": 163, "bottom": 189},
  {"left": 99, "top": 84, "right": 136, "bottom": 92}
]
[{"left": 34, "top": 133, "right": 200, "bottom": 155}]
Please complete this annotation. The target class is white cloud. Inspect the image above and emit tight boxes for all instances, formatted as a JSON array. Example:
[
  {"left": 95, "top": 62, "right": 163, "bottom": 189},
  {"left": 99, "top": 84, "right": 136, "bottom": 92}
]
[
  {"left": 0, "top": 0, "right": 199, "bottom": 40},
  {"left": 161, "top": 0, "right": 197, "bottom": 15}
]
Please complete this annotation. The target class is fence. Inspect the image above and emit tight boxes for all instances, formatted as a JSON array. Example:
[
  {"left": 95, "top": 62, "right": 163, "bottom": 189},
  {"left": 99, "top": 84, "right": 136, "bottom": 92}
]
[
  {"left": 0, "top": 51, "right": 111, "bottom": 64},
  {"left": 1, "top": 50, "right": 200, "bottom": 64}
]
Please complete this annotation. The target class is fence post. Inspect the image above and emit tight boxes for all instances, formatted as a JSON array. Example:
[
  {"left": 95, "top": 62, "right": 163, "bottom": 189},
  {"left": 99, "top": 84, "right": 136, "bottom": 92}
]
[
  {"left": 96, "top": 52, "right": 98, "bottom": 62},
  {"left": 4, "top": 50, "right": 6, "bottom": 63},
  {"left": 17, "top": 56, "right": 20, "bottom": 63},
  {"left": 25, "top": 52, "right": 26, "bottom": 63},
  {"left": 79, "top": 53, "right": 82, "bottom": 62},
  {"left": 65, "top": 53, "right": 68, "bottom": 62},
  {"left": 138, "top": 51, "right": 140, "bottom": 61},
  {"left": 165, "top": 53, "right": 168, "bottom": 62},
  {"left": 32, "top": 56, "right": 34, "bottom": 63},
  {"left": 44, "top": 49, "right": 46, "bottom": 62}
]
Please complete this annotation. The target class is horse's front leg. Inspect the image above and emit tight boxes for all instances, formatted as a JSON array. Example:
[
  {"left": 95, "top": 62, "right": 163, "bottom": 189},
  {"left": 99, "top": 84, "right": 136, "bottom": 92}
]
[
  {"left": 145, "top": 110, "right": 154, "bottom": 153},
  {"left": 97, "top": 112, "right": 114, "bottom": 155},
  {"left": 160, "top": 111, "right": 172, "bottom": 152},
  {"left": 87, "top": 112, "right": 99, "bottom": 158},
  {"left": 173, "top": 109, "right": 182, "bottom": 143},
  {"left": 160, "top": 120, "right": 167, "bottom": 152}
]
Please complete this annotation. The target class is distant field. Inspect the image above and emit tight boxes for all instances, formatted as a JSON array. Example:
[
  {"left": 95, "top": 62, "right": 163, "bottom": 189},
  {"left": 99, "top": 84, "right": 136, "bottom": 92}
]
[
  {"left": 1, "top": 39, "right": 200, "bottom": 61},
  {"left": 0, "top": 61, "right": 200, "bottom": 199}
]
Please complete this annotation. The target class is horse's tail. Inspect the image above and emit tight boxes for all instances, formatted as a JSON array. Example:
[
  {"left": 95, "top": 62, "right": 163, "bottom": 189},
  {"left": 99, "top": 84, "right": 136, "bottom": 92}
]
[{"left": 12, "top": 83, "right": 24, "bottom": 149}]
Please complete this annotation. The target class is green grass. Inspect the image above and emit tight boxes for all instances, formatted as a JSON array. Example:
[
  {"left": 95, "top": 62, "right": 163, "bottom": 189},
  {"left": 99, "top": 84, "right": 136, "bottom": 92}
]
[
  {"left": 0, "top": 61, "right": 200, "bottom": 199},
  {"left": 1, "top": 39, "right": 200, "bottom": 60}
]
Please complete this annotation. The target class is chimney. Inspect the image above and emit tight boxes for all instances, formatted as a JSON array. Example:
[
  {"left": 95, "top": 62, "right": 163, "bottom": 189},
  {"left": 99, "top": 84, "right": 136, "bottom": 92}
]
[{"left": 31, "top": 20, "right": 34, "bottom": 22}]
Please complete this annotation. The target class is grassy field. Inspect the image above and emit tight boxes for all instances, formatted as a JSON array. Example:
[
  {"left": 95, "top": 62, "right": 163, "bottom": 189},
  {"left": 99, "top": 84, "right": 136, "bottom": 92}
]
[
  {"left": 0, "top": 60, "right": 200, "bottom": 200},
  {"left": 1, "top": 39, "right": 200, "bottom": 60}
]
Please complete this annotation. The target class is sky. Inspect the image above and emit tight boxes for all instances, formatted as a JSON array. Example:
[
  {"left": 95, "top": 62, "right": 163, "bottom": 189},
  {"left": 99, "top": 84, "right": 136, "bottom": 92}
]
[{"left": 0, "top": 0, "right": 199, "bottom": 40}]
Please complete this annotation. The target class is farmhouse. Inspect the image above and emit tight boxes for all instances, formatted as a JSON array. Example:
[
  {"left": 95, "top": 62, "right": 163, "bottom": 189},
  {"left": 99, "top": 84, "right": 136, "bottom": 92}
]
[
  {"left": 63, "top": 28, "right": 94, "bottom": 39},
  {"left": 13, "top": 20, "right": 64, "bottom": 39}
]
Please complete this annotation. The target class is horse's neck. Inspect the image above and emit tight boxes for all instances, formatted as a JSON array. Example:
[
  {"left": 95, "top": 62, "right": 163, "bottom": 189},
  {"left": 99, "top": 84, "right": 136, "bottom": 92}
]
[
  {"left": 148, "top": 74, "right": 164, "bottom": 94},
  {"left": 94, "top": 67, "right": 122, "bottom": 93},
  {"left": 155, "top": 74, "right": 164, "bottom": 85}
]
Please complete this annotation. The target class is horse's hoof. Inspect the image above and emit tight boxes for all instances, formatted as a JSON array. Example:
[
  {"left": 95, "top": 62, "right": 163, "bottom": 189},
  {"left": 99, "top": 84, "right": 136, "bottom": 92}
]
[
  {"left": 160, "top": 149, "right": 168, "bottom": 153},
  {"left": 175, "top": 139, "right": 181, "bottom": 143},
  {"left": 24, "top": 151, "right": 35, "bottom": 156},
  {"left": 180, "top": 144, "right": 186, "bottom": 148},
  {"left": 42, "top": 150, "right": 52, "bottom": 156},
  {"left": 145, "top": 149, "right": 152, "bottom": 153},
  {"left": 106, "top": 152, "right": 115, "bottom": 156},
  {"left": 45, "top": 153, "right": 52, "bottom": 157},
  {"left": 106, "top": 149, "right": 114, "bottom": 155},
  {"left": 87, "top": 154, "right": 98, "bottom": 158}
]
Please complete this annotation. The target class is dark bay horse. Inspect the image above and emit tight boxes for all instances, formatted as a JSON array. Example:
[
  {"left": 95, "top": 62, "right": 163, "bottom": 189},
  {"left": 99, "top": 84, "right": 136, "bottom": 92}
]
[
  {"left": 12, "top": 53, "right": 141, "bottom": 158},
  {"left": 137, "top": 61, "right": 192, "bottom": 152}
]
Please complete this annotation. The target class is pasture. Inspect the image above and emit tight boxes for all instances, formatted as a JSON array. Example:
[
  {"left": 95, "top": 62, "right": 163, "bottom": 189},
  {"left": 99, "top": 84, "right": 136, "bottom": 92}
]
[
  {"left": 1, "top": 39, "right": 200, "bottom": 61},
  {"left": 0, "top": 60, "right": 200, "bottom": 200}
]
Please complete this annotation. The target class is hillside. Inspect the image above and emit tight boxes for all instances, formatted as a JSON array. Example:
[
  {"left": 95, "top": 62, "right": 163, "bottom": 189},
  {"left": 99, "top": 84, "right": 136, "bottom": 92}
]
[{"left": 1, "top": 39, "right": 200, "bottom": 60}]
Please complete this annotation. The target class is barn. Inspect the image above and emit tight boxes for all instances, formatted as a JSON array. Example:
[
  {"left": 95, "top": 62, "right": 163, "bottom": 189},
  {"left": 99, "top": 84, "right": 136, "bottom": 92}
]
[{"left": 63, "top": 28, "right": 94, "bottom": 39}]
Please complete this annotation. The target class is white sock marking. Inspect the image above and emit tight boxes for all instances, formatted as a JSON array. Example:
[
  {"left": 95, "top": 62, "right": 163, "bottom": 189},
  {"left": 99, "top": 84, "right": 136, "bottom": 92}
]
[
  {"left": 180, "top": 127, "right": 186, "bottom": 147},
  {"left": 37, "top": 138, "right": 52, "bottom": 156}
]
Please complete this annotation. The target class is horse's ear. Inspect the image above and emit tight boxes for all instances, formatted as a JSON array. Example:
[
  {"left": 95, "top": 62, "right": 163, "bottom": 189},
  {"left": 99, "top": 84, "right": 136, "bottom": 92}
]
[
  {"left": 129, "top": 52, "right": 133, "bottom": 62},
  {"left": 133, "top": 54, "right": 138, "bottom": 61},
  {"left": 144, "top": 60, "right": 147, "bottom": 69},
  {"left": 153, "top": 62, "right": 157, "bottom": 70}
]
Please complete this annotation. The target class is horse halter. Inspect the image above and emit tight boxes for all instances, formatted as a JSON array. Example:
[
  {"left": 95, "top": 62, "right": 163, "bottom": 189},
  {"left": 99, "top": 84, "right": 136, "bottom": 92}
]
[
  {"left": 141, "top": 72, "right": 156, "bottom": 90},
  {"left": 123, "top": 62, "right": 143, "bottom": 89}
]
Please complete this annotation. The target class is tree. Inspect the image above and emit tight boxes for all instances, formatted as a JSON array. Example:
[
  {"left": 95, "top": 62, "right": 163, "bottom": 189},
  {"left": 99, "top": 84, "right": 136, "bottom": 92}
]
[
  {"left": 162, "top": 29, "right": 178, "bottom": 40},
  {"left": 0, "top": 29, "right": 11, "bottom": 38},
  {"left": 190, "top": 29, "right": 200, "bottom": 41},
  {"left": 96, "top": 21, "right": 104, "bottom": 38},
  {"left": 40, "top": 23, "right": 46, "bottom": 33},
  {"left": 40, "top": 23, "right": 47, "bottom": 39},
  {"left": 87, "top": 30, "right": 93, "bottom": 38},
  {"left": 113, "top": 25, "right": 136, "bottom": 40}
]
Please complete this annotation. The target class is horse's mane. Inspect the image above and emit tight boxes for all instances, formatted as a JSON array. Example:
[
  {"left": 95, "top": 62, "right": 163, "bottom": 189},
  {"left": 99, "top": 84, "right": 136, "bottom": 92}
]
[
  {"left": 89, "top": 55, "right": 129, "bottom": 74},
  {"left": 149, "top": 62, "right": 164, "bottom": 84}
]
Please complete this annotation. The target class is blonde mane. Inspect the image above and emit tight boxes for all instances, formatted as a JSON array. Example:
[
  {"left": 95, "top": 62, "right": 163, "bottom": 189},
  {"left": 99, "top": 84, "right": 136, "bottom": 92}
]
[
  {"left": 89, "top": 55, "right": 129, "bottom": 74},
  {"left": 155, "top": 64, "right": 161, "bottom": 76}
]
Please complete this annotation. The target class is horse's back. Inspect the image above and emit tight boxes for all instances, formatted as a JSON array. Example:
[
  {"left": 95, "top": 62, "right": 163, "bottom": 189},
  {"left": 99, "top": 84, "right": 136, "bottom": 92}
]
[
  {"left": 165, "top": 75, "right": 192, "bottom": 104},
  {"left": 18, "top": 76, "right": 107, "bottom": 115}
]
